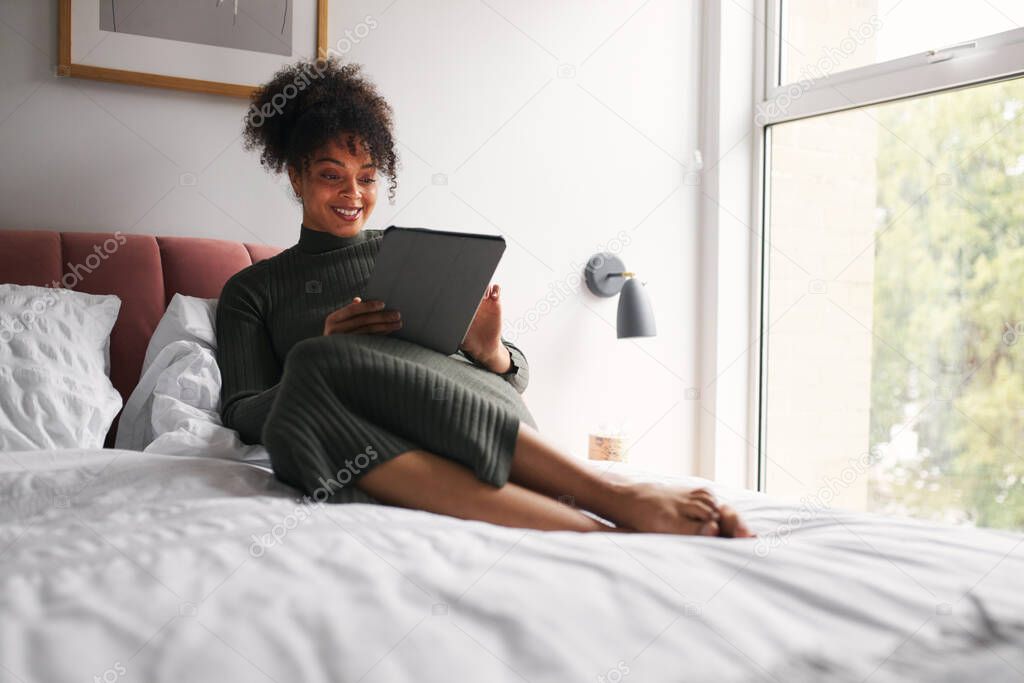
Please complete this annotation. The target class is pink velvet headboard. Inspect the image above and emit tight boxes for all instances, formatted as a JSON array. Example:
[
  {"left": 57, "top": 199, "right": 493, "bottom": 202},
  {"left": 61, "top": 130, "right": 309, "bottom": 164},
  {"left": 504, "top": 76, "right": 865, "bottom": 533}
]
[{"left": 0, "top": 229, "right": 283, "bottom": 447}]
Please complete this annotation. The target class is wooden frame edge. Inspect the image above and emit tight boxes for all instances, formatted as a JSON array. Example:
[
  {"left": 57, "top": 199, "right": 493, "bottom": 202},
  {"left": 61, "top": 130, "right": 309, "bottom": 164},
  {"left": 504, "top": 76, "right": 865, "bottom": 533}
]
[
  {"left": 57, "top": 0, "right": 329, "bottom": 99},
  {"left": 317, "top": 0, "right": 329, "bottom": 59}
]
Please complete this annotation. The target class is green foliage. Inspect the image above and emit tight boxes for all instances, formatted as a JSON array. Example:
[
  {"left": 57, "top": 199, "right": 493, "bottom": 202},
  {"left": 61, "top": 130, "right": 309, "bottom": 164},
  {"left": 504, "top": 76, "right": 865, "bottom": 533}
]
[{"left": 869, "top": 78, "right": 1024, "bottom": 530}]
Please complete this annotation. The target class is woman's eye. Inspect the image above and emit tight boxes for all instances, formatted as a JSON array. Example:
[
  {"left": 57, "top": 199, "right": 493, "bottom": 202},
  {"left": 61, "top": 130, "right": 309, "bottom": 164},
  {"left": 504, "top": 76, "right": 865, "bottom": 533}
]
[
  {"left": 321, "top": 174, "right": 339, "bottom": 180},
  {"left": 360, "top": 177, "right": 377, "bottom": 184}
]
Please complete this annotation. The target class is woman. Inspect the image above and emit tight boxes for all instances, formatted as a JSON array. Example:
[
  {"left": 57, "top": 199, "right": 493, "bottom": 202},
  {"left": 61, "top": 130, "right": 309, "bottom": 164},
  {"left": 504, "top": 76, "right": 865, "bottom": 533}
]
[{"left": 217, "top": 58, "right": 752, "bottom": 537}]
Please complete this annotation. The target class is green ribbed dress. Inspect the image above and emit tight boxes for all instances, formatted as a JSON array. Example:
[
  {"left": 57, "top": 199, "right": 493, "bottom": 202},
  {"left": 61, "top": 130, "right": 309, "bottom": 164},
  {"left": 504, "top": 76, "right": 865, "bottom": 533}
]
[{"left": 215, "top": 224, "right": 537, "bottom": 503}]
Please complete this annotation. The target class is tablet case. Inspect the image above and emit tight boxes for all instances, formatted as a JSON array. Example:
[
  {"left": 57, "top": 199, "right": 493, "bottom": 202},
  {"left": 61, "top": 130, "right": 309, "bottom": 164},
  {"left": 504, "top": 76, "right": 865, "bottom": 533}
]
[{"left": 361, "top": 226, "right": 507, "bottom": 355}]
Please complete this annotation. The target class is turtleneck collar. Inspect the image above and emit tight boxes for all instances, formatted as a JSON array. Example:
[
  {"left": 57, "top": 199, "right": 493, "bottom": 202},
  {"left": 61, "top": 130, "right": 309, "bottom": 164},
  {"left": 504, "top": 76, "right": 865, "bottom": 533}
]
[{"left": 297, "top": 223, "right": 368, "bottom": 254}]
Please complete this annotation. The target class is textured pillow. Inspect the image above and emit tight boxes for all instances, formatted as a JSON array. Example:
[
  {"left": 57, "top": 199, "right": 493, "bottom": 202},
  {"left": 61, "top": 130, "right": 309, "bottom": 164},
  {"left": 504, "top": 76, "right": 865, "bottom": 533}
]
[
  {"left": 141, "top": 293, "right": 218, "bottom": 375},
  {"left": 0, "top": 284, "right": 122, "bottom": 450},
  {"left": 120, "top": 294, "right": 218, "bottom": 449},
  {"left": 143, "top": 341, "right": 271, "bottom": 469},
  {"left": 116, "top": 297, "right": 271, "bottom": 469}
]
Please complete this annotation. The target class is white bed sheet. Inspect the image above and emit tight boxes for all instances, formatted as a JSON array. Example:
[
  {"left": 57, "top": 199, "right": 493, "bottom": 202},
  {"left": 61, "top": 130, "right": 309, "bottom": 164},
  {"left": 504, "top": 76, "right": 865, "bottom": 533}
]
[{"left": 1, "top": 448, "right": 1022, "bottom": 683}]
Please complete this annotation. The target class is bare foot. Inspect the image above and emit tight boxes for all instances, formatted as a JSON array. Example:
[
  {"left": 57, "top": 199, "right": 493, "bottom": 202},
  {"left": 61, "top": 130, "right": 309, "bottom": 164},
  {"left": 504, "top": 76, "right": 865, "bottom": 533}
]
[{"left": 610, "top": 482, "right": 723, "bottom": 536}]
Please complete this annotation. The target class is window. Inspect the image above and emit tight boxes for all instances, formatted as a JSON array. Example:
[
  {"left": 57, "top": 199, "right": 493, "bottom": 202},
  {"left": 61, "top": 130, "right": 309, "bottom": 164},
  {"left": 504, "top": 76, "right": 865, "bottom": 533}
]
[
  {"left": 778, "top": 0, "right": 1024, "bottom": 85},
  {"left": 758, "top": 2, "right": 1024, "bottom": 531}
]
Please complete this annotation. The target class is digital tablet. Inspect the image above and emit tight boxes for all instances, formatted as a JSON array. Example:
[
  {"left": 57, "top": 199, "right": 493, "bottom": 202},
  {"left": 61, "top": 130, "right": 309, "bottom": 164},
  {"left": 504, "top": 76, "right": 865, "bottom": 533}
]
[{"left": 361, "top": 226, "right": 507, "bottom": 355}]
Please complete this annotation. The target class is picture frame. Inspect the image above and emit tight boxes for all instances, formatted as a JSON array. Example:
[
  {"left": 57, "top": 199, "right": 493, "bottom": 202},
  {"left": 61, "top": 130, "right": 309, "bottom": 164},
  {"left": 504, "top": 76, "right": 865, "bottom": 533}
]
[{"left": 57, "top": 0, "right": 329, "bottom": 99}]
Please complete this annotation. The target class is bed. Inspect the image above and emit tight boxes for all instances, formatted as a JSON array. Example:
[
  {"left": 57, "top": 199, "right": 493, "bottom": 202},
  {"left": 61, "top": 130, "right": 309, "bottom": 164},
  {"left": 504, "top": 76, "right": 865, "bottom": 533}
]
[{"left": 1, "top": 229, "right": 1023, "bottom": 683}]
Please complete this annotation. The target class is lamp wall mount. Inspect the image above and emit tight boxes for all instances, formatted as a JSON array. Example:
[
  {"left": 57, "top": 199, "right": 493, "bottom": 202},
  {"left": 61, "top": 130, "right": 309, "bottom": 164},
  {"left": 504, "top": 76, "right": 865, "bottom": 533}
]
[{"left": 585, "top": 253, "right": 633, "bottom": 297}]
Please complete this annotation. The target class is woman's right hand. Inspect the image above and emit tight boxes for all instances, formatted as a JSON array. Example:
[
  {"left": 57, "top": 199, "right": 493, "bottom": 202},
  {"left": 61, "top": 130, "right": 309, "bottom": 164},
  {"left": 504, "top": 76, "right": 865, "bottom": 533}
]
[{"left": 323, "top": 297, "right": 402, "bottom": 336}]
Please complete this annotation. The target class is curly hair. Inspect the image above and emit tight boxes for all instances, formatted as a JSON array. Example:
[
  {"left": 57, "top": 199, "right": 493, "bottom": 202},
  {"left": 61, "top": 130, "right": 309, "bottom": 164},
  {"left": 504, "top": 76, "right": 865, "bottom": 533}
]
[{"left": 242, "top": 57, "right": 399, "bottom": 201}]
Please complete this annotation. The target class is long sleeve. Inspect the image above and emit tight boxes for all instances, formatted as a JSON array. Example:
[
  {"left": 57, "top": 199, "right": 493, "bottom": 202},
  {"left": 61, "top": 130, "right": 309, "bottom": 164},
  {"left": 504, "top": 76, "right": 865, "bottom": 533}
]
[
  {"left": 215, "top": 271, "right": 283, "bottom": 444},
  {"left": 459, "top": 336, "right": 530, "bottom": 394}
]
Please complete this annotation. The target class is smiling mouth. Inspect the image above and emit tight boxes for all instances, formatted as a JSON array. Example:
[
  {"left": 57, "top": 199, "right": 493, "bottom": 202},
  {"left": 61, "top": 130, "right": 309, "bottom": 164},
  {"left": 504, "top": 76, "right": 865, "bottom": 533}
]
[{"left": 333, "top": 206, "right": 363, "bottom": 221}]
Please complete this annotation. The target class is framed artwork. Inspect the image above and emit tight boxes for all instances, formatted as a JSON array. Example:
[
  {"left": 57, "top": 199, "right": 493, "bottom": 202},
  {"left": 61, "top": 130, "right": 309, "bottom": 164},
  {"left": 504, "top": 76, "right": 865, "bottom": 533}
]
[{"left": 58, "top": 0, "right": 329, "bottom": 99}]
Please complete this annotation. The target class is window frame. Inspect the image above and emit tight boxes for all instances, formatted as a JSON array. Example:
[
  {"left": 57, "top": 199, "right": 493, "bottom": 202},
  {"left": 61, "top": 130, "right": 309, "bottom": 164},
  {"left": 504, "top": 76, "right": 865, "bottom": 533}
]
[
  {"left": 762, "top": 10, "right": 1024, "bottom": 125},
  {"left": 753, "top": 1, "right": 1024, "bottom": 492},
  {"left": 697, "top": 0, "right": 765, "bottom": 489}
]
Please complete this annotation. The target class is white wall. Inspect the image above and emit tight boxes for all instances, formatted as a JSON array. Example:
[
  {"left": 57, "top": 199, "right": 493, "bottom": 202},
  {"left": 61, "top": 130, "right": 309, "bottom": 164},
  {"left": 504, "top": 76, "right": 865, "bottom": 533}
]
[{"left": 0, "top": 0, "right": 704, "bottom": 474}]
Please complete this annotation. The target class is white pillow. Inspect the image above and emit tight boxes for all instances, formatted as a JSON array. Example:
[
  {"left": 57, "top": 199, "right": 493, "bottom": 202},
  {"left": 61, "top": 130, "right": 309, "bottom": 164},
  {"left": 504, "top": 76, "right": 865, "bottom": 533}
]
[
  {"left": 116, "top": 294, "right": 271, "bottom": 469},
  {"left": 120, "top": 294, "right": 217, "bottom": 449},
  {"left": 116, "top": 340, "right": 195, "bottom": 452},
  {"left": 0, "top": 284, "right": 122, "bottom": 450},
  {"left": 143, "top": 341, "right": 271, "bottom": 469},
  {"left": 141, "top": 293, "right": 218, "bottom": 376}
]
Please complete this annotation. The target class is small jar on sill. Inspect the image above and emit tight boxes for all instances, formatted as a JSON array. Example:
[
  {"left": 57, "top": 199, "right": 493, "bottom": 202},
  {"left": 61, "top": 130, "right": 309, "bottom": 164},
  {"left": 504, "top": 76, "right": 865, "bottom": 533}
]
[{"left": 588, "top": 421, "right": 629, "bottom": 463}]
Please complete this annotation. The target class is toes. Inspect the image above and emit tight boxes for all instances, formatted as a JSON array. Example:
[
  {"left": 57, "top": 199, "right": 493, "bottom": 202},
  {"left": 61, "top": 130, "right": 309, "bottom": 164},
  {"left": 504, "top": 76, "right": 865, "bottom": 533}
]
[
  {"left": 671, "top": 499, "right": 750, "bottom": 538},
  {"left": 717, "top": 505, "right": 740, "bottom": 537},
  {"left": 682, "top": 500, "right": 719, "bottom": 521},
  {"left": 690, "top": 492, "right": 719, "bottom": 514},
  {"left": 714, "top": 505, "right": 754, "bottom": 538},
  {"left": 688, "top": 487, "right": 717, "bottom": 505},
  {"left": 699, "top": 521, "right": 720, "bottom": 536}
]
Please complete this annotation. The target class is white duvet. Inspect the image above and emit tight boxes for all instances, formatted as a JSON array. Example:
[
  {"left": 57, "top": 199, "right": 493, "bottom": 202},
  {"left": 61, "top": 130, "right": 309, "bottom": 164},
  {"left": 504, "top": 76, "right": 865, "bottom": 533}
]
[{"left": 1, "top": 449, "right": 1022, "bottom": 683}]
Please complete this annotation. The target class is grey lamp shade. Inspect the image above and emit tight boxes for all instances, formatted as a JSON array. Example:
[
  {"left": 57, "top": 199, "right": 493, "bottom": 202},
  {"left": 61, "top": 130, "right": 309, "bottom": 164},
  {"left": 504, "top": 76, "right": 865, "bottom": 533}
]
[{"left": 616, "top": 278, "right": 657, "bottom": 338}]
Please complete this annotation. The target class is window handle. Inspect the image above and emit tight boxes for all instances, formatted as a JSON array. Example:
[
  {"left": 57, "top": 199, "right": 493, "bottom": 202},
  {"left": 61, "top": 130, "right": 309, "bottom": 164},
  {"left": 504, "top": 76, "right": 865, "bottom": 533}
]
[{"left": 927, "top": 40, "right": 977, "bottom": 63}]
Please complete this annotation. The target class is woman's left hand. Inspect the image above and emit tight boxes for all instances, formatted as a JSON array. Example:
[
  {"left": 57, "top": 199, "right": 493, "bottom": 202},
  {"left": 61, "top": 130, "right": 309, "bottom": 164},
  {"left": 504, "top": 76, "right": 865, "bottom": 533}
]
[{"left": 460, "top": 283, "right": 511, "bottom": 373}]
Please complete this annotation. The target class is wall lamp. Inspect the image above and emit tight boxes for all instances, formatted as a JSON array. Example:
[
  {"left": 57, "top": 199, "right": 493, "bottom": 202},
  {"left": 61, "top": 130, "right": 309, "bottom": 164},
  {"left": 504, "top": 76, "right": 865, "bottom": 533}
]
[{"left": 584, "top": 253, "right": 657, "bottom": 338}]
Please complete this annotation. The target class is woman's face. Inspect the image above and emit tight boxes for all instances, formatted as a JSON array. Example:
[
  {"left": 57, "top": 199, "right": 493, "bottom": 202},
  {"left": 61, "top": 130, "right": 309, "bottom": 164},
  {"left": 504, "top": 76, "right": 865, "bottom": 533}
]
[{"left": 289, "top": 134, "right": 378, "bottom": 236}]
